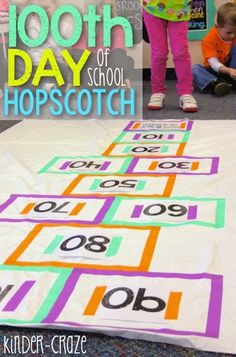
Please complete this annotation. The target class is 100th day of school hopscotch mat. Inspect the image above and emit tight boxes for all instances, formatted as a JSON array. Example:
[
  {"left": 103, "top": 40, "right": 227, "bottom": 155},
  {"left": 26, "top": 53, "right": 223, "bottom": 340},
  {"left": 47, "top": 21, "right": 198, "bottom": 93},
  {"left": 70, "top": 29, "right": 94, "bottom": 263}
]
[{"left": 0, "top": 118, "right": 235, "bottom": 353}]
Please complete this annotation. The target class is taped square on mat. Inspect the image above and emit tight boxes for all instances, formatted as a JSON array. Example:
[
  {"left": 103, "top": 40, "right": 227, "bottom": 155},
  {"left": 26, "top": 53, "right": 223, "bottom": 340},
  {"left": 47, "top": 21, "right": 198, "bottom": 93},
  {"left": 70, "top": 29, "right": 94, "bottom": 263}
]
[
  {"left": 43, "top": 269, "right": 222, "bottom": 338},
  {"left": 63, "top": 174, "right": 175, "bottom": 197},
  {"left": 113, "top": 131, "right": 190, "bottom": 144},
  {"left": 103, "top": 143, "right": 186, "bottom": 157},
  {"left": 5, "top": 224, "right": 160, "bottom": 272},
  {"left": 126, "top": 156, "right": 219, "bottom": 175},
  {"left": 39, "top": 156, "right": 132, "bottom": 175},
  {"left": 102, "top": 196, "right": 225, "bottom": 228},
  {"left": 123, "top": 120, "right": 193, "bottom": 131},
  {"left": 0, "top": 194, "right": 114, "bottom": 224}
]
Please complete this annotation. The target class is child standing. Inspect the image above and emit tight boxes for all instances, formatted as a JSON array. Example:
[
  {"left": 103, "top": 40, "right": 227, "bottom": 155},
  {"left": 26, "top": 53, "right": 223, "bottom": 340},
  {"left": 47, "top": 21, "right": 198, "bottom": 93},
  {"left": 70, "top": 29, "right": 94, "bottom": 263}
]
[
  {"left": 143, "top": 0, "right": 198, "bottom": 112},
  {"left": 192, "top": 3, "right": 236, "bottom": 97}
]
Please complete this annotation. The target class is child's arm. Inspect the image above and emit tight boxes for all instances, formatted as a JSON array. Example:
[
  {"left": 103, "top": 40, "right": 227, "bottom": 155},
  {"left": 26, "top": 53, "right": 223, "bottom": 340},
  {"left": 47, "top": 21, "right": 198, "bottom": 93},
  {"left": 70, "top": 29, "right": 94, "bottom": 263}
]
[
  {"left": 208, "top": 57, "right": 236, "bottom": 80},
  {"left": 218, "top": 64, "right": 236, "bottom": 80}
]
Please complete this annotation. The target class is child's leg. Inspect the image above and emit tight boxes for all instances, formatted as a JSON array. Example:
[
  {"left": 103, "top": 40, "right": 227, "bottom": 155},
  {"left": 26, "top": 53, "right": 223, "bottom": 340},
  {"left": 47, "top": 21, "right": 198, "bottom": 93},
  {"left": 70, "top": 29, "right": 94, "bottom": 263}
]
[
  {"left": 229, "top": 44, "right": 236, "bottom": 69},
  {"left": 168, "top": 21, "right": 193, "bottom": 96},
  {"left": 192, "top": 64, "right": 218, "bottom": 92},
  {"left": 143, "top": 10, "right": 168, "bottom": 94}
]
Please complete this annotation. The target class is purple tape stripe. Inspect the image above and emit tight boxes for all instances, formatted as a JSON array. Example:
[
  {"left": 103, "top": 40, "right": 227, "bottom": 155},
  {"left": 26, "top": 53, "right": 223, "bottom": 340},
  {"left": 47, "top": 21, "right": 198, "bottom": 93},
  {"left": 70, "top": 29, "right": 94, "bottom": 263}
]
[
  {"left": 125, "top": 158, "right": 139, "bottom": 174},
  {"left": 131, "top": 205, "right": 143, "bottom": 218},
  {"left": 205, "top": 275, "right": 223, "bottom": 337},
  {"left": 3, "top": 281, "right": 36, "bottom": 312},
  {"left": 187, "top": 205, "right": 198, "bottom": 220},
  {"left": 133, "top": 134, "right": 141, "bottom": 140},
  {"left": 59, "top": 161, "right": 72, "bottom": 170},
  {"left": 123, "top": 121, "right": 135, "bottom": 131},
  {"left": 167, "top": 134, "right": 174, "bottom": 140},
  {"left": 185, "top": 121, "right": 193, "bottom": 130},
  {"left": 99, "top": 161, "right": 111, "bottom": 171},
  {"left": 211, "top": 157, "right": 219, "bottom": 174}
]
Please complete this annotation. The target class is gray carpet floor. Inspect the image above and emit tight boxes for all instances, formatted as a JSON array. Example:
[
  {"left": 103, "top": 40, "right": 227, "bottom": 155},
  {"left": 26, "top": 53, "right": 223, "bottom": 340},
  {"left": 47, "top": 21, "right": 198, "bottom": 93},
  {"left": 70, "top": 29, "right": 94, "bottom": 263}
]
[
  {"left": 0, "top": 118, "right": 235, "bottom": 356},
  {"left": 143, "top": 81, "right": 236, "bottom": 120}
]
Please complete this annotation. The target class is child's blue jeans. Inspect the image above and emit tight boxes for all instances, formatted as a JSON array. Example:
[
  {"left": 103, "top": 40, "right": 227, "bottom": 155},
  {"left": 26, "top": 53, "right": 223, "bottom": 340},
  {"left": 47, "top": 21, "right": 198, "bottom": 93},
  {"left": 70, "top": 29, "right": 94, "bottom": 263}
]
[{"left": 192, "top": 44, "right": 236, "bottom": 92}]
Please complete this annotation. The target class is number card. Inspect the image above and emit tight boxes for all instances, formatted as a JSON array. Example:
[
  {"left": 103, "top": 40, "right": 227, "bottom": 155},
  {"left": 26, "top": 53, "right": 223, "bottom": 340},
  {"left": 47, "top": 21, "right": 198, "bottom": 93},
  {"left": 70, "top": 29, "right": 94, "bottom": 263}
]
[
  {"left": 43, "top": 270, "right": 223, "bottom": 338},
  {"left": 114, "top": 131, "right": 190, "bottom": 144},
  {"left": 63, "top": 175, "right": 175, "bottom": 197},
  {"left": 103, "top": 143, "right": 185, "bottom": 157},
  {"left": 103, "top": 196, "right": 225, "bottom": 227},
  {"left": 123, "top": 120, "right": 193, "bottom": 131},
  {"left": 0, "top": 194, "right": 114, "bottom": 224},
  {"left": 126, "top": 156, "right": 219, "bottom": 175},
  {"left": 6, "top": 224, "right": 160, "bottom": 272},
  {"left": 0, "top": 266, "right": 70, "bottom": 324},
  {"left": 38, "top": 156, "right": 132, "bottom": 175}
]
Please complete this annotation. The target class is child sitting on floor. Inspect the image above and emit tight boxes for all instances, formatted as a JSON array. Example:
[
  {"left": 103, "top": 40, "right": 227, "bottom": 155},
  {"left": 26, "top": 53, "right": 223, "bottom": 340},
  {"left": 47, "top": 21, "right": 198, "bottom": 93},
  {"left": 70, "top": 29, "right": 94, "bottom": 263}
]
[{"left": 192, "top": 2, "right": 236, "bottom": 97}]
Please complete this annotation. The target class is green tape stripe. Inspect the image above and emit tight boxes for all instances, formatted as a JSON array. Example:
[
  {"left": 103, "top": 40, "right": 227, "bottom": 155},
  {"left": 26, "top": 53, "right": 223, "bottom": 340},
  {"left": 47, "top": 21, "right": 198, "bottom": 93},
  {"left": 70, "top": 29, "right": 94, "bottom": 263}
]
[
  {"left": 135, "top": 180, "right": 146, "bottom": 191},
  {"left": 106, "top": 236, "right": 123, "bottom": 257},
  {"left": 182, "top": 130, "right": 191, "bottom": 142},
  {"left": 89, "top": 179, "right": 102, "bottom": 191},
  {"left": 44, "top": 235, "right": 64, "bottom": 254},
  {"left": 160, "top": 145, "right": 169, "bottom": 153},
  {"left": 0, "top": 265, "right": 70, "bottom": 273},
  {"left": 113, "top": 131, "right": 126, "bottom": 143},
  {"left": 102, "top": 220, "right": 223, "bottom": 228},
  {"left": 215, "top": 198, "right": 225, "bottom": 228},
  {"left": 38, "top": 157, "right": 60, "bottom": 173},
  {"left": 119, "top": 157, "right": 133, "bottom": 173},
  {"left": 123, "top": 145, "right": 132, "bottom": 153},
  {"left": 33, "top": 269, "right": 72, "bottom": 323}
]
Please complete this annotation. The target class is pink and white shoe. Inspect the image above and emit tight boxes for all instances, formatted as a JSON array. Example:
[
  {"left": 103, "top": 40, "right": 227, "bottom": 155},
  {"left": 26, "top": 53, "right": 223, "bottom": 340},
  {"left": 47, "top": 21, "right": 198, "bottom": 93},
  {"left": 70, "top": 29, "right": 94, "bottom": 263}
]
[
  {"left": 148, "top": 93, "right": 165, "bottom": 110},
  {"left": 179, "top": 94, "right": 198, "bottom": 113}
]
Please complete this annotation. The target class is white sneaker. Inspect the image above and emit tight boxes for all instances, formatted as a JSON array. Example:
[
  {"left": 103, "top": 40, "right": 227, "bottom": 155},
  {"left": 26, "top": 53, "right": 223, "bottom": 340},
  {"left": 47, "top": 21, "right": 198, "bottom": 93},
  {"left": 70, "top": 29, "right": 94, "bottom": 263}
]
[
  {"left": 148, "top": 93, "right": 165, "bottom": 110},
  {"left": 179, "top": 94, "right": 198, "bottom": 112}
]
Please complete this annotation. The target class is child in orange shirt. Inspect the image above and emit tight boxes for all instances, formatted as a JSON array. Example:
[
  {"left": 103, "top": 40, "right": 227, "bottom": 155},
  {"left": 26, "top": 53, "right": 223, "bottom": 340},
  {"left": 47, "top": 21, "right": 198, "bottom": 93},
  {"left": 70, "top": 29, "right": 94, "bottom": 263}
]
[{"left": 192, "top": 2, "right": 236, "bottom": 97}]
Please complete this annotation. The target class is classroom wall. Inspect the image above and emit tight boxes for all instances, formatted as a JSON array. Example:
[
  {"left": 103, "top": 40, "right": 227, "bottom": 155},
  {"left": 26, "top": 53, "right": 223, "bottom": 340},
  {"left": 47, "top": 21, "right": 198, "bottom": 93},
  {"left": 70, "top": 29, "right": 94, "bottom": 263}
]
[{"left": 143, "top": 0, "right": 230, "bottom": 68}]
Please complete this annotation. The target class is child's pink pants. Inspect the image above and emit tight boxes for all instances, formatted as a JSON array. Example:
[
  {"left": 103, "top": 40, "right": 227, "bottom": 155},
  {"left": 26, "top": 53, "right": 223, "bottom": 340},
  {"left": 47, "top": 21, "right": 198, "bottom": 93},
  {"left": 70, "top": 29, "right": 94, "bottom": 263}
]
[{"left": 143, "top": 10, "right": 193, "bottom": 95}]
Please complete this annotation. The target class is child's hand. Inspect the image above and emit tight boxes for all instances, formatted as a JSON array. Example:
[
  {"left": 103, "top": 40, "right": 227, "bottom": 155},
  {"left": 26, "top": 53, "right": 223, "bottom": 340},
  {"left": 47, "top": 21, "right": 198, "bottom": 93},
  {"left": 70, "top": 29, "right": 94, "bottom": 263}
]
[{"left": 228, "top": 68, "right": 236, "bottom": 80}]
